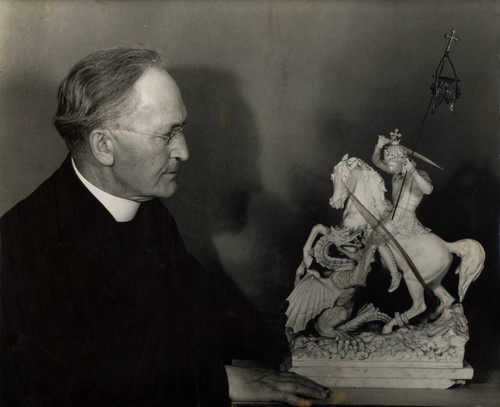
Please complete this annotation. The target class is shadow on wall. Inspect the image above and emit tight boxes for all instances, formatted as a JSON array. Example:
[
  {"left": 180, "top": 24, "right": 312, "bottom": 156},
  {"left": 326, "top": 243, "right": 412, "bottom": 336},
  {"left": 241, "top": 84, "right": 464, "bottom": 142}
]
[
  {"left": 166, "top": 68, "right": 307, "bottom": 312},
  {"left": 163, "top": 68, "right": 288, "bottom": 362},
  {"left": 165, "top": 67, "right": 261, "bottom": 275}
]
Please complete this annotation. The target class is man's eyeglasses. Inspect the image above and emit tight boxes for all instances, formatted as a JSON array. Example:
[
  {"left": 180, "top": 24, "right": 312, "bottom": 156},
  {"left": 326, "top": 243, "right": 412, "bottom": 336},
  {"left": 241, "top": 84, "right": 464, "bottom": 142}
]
[{"left": 107, "top": 122, "right": 186, "bottom": 145}]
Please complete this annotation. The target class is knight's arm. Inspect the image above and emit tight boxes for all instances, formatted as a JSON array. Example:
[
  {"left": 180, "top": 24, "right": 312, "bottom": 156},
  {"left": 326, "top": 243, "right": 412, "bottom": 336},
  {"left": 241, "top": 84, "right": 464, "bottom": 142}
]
[
  {"left": 371, "top": 143, "right": 391, "bottom": 173},
  {"left": 408, "top": 168, "right": 433, "bottom": 195}
]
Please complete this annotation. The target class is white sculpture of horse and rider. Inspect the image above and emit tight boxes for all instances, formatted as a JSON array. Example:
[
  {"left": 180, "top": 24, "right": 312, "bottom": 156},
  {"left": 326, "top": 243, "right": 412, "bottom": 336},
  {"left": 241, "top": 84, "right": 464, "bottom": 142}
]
[{"left": 288, "top": 154, "right": 485, "bottom": 335}]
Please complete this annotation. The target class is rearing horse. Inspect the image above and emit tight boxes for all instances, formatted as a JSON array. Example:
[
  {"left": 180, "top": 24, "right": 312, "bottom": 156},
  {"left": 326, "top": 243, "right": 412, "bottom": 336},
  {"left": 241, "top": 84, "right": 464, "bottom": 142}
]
[{"left": 330, "top": 155, "right": 485, "bottom": 333}]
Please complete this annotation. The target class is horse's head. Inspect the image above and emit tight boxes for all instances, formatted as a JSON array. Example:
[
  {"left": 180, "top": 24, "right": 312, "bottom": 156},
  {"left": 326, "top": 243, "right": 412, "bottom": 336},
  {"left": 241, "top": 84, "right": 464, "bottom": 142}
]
[
  {"left": 329, "top": 154, "right": 360, "bottom": 209},
  {"left": 329, "top": 155, "right": 392, "bottom": 228}
]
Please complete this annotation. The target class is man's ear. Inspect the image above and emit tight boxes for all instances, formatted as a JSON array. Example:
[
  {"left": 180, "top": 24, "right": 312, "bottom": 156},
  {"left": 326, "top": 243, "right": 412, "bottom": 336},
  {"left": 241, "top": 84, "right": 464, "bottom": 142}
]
[{"left": 88, "top": 130, "right": 114, "bottom": 166}]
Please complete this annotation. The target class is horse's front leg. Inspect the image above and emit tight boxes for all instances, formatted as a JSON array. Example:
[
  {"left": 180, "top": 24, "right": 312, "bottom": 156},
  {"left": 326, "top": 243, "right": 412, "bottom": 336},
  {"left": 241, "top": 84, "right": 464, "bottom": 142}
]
[
  {"left": 382, "top": 276, "right": 426, "bottom": 334},
  {"left": 294, "top": 223, "right": 330, "bottom": 286},
  {"left": 378, "top": 243, "right": 401, "bottom": 292}
]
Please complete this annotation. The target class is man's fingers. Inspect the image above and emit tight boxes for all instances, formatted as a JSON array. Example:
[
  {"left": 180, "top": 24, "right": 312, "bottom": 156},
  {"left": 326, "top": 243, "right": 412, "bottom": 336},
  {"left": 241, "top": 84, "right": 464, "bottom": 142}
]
[
  {"left": 278, "top": 391, "right": 313, "bottom": 407},
  {"left": 277, "top": 380, "right": 329, "bottom": 399},
  {"left": 298, "top": 375, "right": 329, "bottom": 395},
  {"left": 225, "top": 366, "right": 330, "bottom": 406},
  {"left": 294, "top": 372, "right": 330, "bottom": 395},
  {"left": 272, "top": 372, "right": 330, "bottom": 397},
  {"left": 297, "top": 379, "right": 330, "bottom": 398},
  {"left": 265, "top": 374, "right": 329, "bottom": 400}
]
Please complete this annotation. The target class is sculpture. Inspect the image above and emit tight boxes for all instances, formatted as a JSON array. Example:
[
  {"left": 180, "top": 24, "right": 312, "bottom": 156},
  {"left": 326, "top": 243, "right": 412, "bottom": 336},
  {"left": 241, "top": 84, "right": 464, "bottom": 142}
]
[
  {"left": 329, "top": 154, "right": 484, "bottom": 333},
  {"left": 285, "top": 148, "right": 485, "bottom": 388},
  {"left": 285, "top": 30, "right": 479, "bottom": 388},
  {"left": 287, "top": 153, "right": 485, "bottom": 337},
  {"left": 289, "top": 303, "right": 470, "bottom": 366},
  {"left": 287, "top": 159, "right": 394, "bottom": 339}
]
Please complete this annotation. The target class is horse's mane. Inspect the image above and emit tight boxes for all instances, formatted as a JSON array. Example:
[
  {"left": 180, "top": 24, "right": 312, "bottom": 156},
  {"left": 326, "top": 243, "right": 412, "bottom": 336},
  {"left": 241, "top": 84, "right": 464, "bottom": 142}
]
[{"left": 352, "top": 158, "right": 393, "bottom": 217}]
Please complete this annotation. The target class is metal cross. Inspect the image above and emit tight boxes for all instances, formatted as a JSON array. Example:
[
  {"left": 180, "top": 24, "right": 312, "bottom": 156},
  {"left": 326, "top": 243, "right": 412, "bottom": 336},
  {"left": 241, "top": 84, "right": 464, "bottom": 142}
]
[
  {"left": 390, "top": 129, "right": 401, "bottom": 138},
  {"left": 444, "top": 29, "right": 459, "bottom": 53}
]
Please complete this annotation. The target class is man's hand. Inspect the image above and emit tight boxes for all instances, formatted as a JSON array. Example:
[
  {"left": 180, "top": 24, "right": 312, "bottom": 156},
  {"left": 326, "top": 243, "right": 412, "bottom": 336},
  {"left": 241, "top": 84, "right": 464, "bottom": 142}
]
[
  {"left": 225, "top": 365, "right": 331, "bottom": 406},
  {"left": 403, "top": 158, "right": 416, "bottom": 174},
  {"left": 376, "top": 135, "right": 390, "bottom": 148}
]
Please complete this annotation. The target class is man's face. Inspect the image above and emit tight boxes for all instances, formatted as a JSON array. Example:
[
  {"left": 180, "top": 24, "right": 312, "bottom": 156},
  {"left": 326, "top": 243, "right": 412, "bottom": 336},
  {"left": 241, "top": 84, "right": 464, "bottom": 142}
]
[{"left": 110, "top": 68, "right": 189, "bottom": 201}]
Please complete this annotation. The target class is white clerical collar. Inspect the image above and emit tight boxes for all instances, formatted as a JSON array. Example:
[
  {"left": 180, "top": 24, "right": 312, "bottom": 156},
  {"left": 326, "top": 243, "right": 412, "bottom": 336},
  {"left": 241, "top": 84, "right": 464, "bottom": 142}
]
[{"left": 71, "top": 158, "right": 140, "bottom": 222}]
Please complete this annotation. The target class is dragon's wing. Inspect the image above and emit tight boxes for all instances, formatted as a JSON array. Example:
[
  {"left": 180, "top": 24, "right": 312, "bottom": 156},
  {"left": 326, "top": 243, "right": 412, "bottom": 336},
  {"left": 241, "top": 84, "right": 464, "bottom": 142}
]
[{"left": 285, "top": 272, "right": 339, "bottom": 333}]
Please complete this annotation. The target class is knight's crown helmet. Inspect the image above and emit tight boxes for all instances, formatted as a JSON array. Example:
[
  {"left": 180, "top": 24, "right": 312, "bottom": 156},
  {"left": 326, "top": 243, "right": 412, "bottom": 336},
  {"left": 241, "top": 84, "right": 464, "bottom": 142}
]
[{"left": 383, "top": 129, "right": 407, "bottom": 162}]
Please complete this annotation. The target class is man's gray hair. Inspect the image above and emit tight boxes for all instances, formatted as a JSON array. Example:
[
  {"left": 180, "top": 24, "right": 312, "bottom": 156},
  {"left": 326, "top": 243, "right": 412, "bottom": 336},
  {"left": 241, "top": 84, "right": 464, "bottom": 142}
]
[{"left": 53, "top": 47, "right": 165, "bottom": 152}]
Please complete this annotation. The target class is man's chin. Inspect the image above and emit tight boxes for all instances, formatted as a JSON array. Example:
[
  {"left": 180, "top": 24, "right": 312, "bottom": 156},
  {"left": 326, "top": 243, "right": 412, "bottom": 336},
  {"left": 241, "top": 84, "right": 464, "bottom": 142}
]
[
  {"left": 156, "top": 182, "right": 178, "bottom": 199},
  {"left": 131, "top": 181, "right": 178, "bottom": 201}
]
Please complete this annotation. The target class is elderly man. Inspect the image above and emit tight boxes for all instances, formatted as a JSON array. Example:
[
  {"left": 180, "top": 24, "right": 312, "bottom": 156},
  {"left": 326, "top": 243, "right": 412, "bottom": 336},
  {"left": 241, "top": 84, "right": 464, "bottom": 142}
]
[{"left": 0, "top": 48, "right": 329, "bottom": 406}]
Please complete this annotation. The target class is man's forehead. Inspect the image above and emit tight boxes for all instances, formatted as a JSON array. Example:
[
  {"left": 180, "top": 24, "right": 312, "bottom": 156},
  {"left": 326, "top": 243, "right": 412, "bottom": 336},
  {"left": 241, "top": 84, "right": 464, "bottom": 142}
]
[
  {"left": 134, "top": 69, "right": 182, "bottom": 106},
  {"left": 136, "top": 67, "right": 175, "bottom": 90},
  {"left": 132, "top": 68, "right": 186, "bottom": 128}
]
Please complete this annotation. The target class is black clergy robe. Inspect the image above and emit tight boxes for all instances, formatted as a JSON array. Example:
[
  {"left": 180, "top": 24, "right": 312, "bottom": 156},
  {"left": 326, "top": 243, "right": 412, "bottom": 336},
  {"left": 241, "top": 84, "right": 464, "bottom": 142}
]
[{"left": 0, "top": 156, "right": 230, "bottom": 406}]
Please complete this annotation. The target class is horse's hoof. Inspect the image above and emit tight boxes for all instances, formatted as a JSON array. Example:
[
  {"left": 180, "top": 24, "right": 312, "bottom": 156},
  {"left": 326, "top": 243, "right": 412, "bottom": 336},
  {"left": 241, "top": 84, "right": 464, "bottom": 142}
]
[
  {"left": 382, "top": 324, "right": 393, "bottom": 334},
  {"left": 429, "top": 310, "right": 441, "bottom": 320}
]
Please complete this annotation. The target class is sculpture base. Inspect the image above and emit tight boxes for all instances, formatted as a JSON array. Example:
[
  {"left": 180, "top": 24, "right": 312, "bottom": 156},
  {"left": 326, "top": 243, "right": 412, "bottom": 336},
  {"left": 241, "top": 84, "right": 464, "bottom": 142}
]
[
  {"left": 290, "top": 360, "right": 473, "bottom": 389},
  {"left": 287, "top": 304, "right": 473, "bottom": 389}
]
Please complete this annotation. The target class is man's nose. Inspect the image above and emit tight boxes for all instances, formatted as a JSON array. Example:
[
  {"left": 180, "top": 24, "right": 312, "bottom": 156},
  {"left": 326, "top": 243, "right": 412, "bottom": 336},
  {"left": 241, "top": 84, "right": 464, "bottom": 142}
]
[{"left": 170, "top": 134, "right": 189, "bottom": 161}]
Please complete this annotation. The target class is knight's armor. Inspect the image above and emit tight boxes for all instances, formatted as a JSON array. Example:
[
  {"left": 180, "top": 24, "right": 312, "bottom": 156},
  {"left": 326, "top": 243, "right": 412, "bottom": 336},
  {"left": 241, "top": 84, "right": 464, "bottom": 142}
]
[
  {"left": 376, "top": 129, "right": 432, "bottom": 238},
  {"left": 389, "top": 173, "right": 431, "bottom": 237}
]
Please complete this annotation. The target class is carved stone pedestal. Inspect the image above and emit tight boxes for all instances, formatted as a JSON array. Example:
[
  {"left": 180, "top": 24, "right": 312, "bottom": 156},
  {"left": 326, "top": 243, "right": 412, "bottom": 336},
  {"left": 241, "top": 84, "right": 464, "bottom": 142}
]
[
  {"left": 290, "top": 360, "right": 473, "bottom": 389},
  {"left": 287, "top": 304, "right": 473, "bottom": 389}
]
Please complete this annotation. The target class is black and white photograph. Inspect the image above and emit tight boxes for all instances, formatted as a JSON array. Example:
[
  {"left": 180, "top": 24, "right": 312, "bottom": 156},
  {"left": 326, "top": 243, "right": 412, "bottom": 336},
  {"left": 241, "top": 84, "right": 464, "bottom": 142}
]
[{"left": 0, "top": 1, "right": 498, "bottom": 406}]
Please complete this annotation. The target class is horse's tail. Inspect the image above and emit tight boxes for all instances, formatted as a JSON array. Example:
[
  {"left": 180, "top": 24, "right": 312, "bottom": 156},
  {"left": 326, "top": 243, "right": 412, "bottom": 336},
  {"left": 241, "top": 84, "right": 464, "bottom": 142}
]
[{"left": 446, "top": 239, "right": 485, "bottom": 302}]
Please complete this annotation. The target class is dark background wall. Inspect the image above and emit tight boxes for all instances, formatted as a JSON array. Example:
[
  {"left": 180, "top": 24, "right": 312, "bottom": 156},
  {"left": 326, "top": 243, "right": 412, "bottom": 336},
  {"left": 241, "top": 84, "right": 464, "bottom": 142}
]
[{"left": 1, "top": 0, "right": 498, "bottom": 377}]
